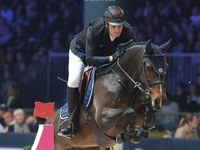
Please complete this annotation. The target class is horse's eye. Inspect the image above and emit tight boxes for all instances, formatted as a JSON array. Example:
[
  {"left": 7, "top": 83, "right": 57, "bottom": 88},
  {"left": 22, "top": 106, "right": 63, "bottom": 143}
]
[{"left": 146, "top": 66, "right": 152, "bottom": 71}]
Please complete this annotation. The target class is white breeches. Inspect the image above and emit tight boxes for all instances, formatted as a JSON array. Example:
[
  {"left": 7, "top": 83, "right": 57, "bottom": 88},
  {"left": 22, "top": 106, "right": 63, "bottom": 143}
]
[{"left": 67, "top": 50, "right": 85, "bottom": 88}]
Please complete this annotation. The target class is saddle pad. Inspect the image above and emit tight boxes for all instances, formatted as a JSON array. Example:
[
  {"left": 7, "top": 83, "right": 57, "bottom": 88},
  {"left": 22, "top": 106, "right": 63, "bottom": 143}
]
[{"left": 60, "top": 75, "right": 94, "bottom": 120}]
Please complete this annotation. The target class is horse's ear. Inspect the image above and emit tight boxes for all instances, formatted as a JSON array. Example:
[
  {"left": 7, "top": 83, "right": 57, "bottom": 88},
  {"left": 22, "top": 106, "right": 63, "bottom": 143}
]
[
  {"left": 160, "top": 38, "right": 172, "bottom": 52},
  {"left": 144, "top": 39, "right": 152, "bottom": 54}
]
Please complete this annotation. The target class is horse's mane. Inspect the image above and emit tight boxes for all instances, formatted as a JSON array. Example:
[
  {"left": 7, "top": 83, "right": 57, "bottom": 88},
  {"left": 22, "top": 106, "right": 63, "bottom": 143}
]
[{"left": 120, "top": 41, "right": 147, "bottom": 52}]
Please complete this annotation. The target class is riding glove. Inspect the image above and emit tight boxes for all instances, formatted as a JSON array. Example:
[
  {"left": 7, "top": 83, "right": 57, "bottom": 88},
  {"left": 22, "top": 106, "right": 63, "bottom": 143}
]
[
  {"left": 112, "top": 39, "right": 134, "bottom": 62},
  {"left": 112, "top": 49, "right": 124, "bottom": 62}
]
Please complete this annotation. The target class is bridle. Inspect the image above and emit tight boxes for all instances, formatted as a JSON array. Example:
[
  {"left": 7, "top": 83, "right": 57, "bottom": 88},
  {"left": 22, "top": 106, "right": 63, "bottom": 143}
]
[
  {"left": 112, "top": 52, "right": 167, "bottom": 104},
  {"left": 142, "top": 53, "right": 166, "bottom": 86}
]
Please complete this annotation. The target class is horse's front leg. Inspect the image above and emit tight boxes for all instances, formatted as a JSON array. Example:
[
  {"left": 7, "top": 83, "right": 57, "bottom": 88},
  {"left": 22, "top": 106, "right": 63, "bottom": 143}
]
[
  {"left": 132, "top": 103, "right": 155, "bottom": 143},
  {"left": 116, "top": 108, "right": 137, "bottom": 144},
  {"left": 101, "top": 108, "right": 136, "bottom": 143}
]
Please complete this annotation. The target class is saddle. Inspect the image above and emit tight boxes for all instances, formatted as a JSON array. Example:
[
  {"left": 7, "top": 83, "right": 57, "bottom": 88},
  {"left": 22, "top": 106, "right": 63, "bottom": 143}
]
[
  {"left": 79, "top": 68, "right": 94, "bottom": 105},
  {"left": 60, "top": 68, "right": 95, "bottom": 119}
]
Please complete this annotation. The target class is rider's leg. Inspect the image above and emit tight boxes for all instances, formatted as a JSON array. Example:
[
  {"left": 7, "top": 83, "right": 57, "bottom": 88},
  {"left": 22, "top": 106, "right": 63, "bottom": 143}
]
[
  {"left": 59, "top": 86, "right": 79, "bottom": 137},
  {"left": 58, "top": 50, "right": 85, "bottom": 137}
]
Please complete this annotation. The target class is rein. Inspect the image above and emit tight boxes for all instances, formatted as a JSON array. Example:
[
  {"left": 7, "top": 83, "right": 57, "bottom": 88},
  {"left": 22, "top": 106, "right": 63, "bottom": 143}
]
[{"left": 112, "top": 58, "right": 151, "bottom": 103}]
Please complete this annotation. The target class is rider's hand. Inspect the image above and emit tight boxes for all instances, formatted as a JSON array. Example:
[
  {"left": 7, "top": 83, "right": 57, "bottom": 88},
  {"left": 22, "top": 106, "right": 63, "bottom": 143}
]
[{"left": 112, "top": 49, "right": 123, "bottom": 62}]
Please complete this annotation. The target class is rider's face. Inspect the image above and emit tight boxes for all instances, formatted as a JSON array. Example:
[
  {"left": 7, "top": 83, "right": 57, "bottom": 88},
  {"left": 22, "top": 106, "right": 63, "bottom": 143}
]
[{"left": 106, "top": 23, "right": 123, "bottom": 38}]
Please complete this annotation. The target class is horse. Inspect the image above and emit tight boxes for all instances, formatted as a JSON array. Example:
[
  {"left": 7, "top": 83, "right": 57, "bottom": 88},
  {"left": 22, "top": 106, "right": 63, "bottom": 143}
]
[{"left": 47, "top": 39, "right": 172, "bottom": 150}]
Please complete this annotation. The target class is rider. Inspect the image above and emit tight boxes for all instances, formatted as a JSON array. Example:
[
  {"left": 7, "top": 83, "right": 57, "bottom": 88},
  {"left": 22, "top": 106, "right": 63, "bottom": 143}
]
[{"left": 58, "top": 5, "right": 136, "bottom": 138}]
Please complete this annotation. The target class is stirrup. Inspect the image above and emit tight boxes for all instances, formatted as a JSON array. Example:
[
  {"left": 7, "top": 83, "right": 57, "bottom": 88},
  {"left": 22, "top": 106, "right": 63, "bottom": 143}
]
[
  {"left": 147, "top": 124, "right": 155, "bottom": 130},
  {"left": 143, "top": 123, "right": 155, "bottom": 130},
  {"left": 58, "top": 121, "right": 76, "bottom": 138}
]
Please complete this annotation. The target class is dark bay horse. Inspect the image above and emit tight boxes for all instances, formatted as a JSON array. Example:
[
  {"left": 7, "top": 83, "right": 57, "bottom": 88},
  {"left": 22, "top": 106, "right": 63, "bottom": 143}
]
[{"left": 48, "top": 39, "right": 172, "bottom": 150}]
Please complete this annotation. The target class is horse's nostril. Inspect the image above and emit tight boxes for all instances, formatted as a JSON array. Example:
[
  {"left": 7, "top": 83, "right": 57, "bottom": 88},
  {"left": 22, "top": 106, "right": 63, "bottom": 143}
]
[
  {"left": 163, "top": 99, "right": 167, "bottom": 105},
  {"left": 155, "top": 98, "right": 160, "bottom": 105}
]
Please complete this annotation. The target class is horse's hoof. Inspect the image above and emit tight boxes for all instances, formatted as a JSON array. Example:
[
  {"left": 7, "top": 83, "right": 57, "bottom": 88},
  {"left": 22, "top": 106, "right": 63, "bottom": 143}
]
[
  {"left": 144, "top": 132, "right": 148, "bottom": 138},
  {"left": 149, "top": 124, "right": 155, "bottom": 130},
  {"left": 116, "top": 132, "right": 131, "bottom": 144},
  {"left": 132, "top": 128, "right": 148, "bottom": 142},
  {"left": 138, "top": 131, "right": 148, "bottom": 139},
  {"left": 130, "top": 139, "right": 140, "bottom": 144},
  {"left": 116, "top": 137, "right": 123, "bottom": 144},
  {"left": 131, "top": 134, "right": 143, "bottom": 143}
]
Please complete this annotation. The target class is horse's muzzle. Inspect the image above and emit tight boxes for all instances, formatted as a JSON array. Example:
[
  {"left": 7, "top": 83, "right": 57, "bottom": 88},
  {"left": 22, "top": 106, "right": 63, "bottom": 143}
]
[{"left": 152, "top": 98, "right": 163, "bottom": 111}]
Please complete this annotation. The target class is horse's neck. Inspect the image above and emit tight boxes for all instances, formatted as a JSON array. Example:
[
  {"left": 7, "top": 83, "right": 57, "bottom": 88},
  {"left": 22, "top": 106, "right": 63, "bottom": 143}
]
[
  {"left": 120, "top": 46, "right": 143, "bottom": 77},
  {"left": 115, "top": 46, "right": 147, "bottom": 91}
]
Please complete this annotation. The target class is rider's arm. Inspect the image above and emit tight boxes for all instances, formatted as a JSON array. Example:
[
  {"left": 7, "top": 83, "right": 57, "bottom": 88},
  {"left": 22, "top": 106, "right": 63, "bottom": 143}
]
[{"left": 86, "top": 26, "right": 112, "bottom": 67}]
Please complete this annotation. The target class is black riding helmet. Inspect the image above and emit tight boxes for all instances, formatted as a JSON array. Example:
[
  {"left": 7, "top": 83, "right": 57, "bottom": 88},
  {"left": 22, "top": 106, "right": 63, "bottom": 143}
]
[{"left": 104, "top": 5, "right": 126, "bottom": 26}]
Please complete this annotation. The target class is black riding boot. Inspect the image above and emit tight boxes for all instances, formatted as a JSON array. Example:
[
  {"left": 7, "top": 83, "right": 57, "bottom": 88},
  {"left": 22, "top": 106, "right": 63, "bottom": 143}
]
[{"left": 58, "top": 86, "right": 79, "bottom": 138}]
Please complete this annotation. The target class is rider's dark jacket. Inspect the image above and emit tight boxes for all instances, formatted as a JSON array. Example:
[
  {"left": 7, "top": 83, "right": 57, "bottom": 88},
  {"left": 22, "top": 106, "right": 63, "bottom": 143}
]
[{"left": 70, "top": 18, "right": 136, "bottom": 66}]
